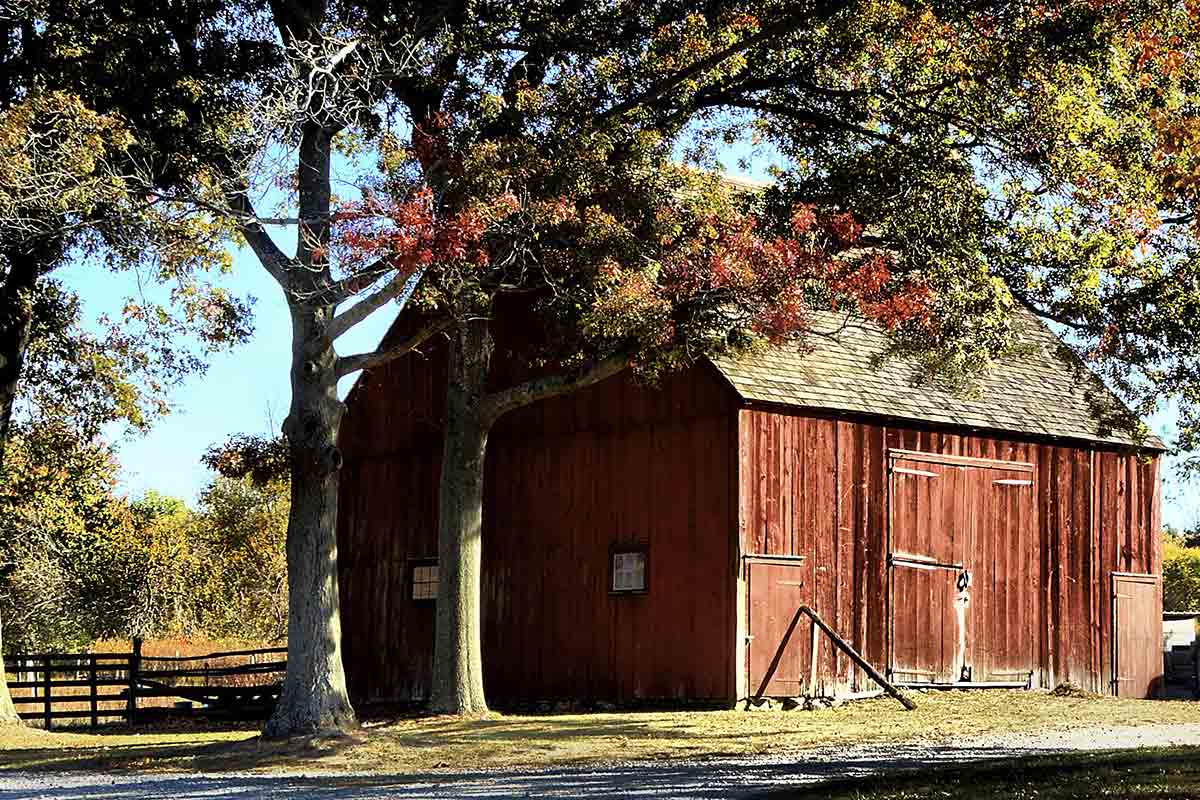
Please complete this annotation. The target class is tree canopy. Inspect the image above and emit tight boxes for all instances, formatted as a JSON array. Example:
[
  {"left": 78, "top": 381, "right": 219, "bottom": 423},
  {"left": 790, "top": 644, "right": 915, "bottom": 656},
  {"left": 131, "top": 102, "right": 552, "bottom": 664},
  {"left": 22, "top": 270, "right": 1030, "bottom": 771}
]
[{"left": 19, "top": 0, "right": 1200, "bottom": 731}]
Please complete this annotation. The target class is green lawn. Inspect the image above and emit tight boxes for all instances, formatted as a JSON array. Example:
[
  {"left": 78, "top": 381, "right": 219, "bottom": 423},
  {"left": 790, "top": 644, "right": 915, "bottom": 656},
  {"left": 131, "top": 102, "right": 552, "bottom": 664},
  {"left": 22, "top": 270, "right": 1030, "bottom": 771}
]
[{"left": 762, "top": 747, "right": 1200, "bottom": 799}]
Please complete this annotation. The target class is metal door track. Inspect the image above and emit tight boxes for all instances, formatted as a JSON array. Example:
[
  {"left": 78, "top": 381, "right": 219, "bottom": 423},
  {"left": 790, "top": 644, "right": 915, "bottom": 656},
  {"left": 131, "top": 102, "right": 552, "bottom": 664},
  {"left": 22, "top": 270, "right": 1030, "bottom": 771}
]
[{"left": 893, "top": 680, "right": 1030, "bottom": 690}]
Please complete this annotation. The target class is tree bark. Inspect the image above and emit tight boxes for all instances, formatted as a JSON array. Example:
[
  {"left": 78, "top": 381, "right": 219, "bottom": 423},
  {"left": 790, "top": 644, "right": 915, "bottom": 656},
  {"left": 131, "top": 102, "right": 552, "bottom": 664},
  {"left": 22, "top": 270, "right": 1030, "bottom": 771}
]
[
  {"left": 0, "top": 251, "right": 38, "bottom": 728},
  {"left": 430, "top": 319, "right": 492, "bottom": 716},
  {"left": 0, "top": 615, "right": 18, "bottom": 725},
  {"left": 262, "top": 302, "right": 357, "bottom": 737}
]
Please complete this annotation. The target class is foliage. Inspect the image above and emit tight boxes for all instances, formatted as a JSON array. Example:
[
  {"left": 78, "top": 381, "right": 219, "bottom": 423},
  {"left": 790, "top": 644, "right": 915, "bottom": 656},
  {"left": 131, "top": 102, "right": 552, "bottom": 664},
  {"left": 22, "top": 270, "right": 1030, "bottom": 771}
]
[
  {"left": 0, "top": 1, "right": 267, "bottom": 448},
  {"left": 0, "top": 425, "right": 289, "bottom": 653},
  {"left": 0, "top": 423, "right": 142, "bottom": 652},
  {"left": 128, "top": 478, "right": 289, "bottom": 644},
  {"left": 1163, "top": 529, "right": 1200, "bottom": 612},
  {"left": 195, "top": 476, "right": 289, "bottom": 643},
  {"left": 202, "top": 435, "right": 292, "bottom": 487}
]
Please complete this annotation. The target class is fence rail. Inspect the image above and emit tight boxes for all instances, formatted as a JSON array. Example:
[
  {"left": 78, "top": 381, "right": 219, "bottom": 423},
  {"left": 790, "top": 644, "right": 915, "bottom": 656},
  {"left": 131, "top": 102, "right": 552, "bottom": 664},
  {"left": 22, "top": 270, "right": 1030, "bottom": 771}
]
[{"left": 3, "top": 638, "right": 287, "bottom": 729}]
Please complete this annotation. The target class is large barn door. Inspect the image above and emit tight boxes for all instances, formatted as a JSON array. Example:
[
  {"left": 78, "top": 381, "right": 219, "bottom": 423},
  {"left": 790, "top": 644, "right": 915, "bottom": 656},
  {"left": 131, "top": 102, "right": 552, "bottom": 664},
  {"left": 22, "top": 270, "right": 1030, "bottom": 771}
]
[
  {"left": 887, "top": 456, "right": 969, "bottom": 684},
  {"left": 888, "top": 449, "right": 1036, "bottom": 686},
  {"left": 746, "top": 556, "right": 812, "bottom": 697},
  {"left": 968, "top": 465, "right": 1036, "bottom": 683},
  {"left": 1112, "top": 573, "right": 1161, "bottom": 698}
]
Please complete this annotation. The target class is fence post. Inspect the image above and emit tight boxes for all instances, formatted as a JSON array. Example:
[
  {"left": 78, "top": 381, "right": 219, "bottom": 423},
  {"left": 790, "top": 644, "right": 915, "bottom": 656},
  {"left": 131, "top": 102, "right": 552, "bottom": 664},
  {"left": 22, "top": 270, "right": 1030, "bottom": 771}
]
[
  {"left": 126, "top": 637, "right": 142, "bottom": 726},
  {"left": 89, "top": 654, "right": 98, "bottom": 729},
  {"left": 42, "top": 655, "right": 51, "bottom": 731}
]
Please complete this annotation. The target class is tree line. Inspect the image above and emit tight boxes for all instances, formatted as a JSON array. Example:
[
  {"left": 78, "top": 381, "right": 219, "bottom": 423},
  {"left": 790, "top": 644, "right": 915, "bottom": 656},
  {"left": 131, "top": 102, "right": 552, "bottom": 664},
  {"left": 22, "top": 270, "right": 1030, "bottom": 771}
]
[
  {"left": 0, "top": 422, "right": 288, "bottom": 654},
  {"left": 3, "top": 1, "right": 1200, "bottom": 736}
]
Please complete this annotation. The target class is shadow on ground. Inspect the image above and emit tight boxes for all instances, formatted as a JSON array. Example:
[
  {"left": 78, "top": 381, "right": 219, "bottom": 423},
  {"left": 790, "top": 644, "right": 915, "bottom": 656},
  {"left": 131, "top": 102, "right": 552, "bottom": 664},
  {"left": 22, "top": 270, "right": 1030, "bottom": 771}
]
[{"left": 5, "top": 742, "right": 1200, "bottom": 799}]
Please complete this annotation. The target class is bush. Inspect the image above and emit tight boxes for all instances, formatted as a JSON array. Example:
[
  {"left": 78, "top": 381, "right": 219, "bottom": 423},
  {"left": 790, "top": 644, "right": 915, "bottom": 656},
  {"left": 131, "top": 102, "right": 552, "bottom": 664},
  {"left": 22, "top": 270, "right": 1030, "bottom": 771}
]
[{"left": 1163, "top": 533, "right": 1200, "bottom": 613}]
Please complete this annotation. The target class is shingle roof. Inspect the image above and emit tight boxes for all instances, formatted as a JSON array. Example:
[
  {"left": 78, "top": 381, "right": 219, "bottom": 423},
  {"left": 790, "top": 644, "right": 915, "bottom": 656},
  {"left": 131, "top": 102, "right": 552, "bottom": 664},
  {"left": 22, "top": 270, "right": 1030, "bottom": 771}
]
[{"left": 711, "top": 306, "right": 1165, "bottom": 450}]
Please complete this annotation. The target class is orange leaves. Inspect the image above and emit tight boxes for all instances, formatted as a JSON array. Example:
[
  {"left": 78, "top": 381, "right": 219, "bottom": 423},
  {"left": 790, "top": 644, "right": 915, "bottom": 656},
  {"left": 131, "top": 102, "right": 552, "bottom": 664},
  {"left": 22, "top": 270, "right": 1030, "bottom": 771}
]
[
  {"left": 331, "top": 186, "right": 524, "bottom": 279},
  {"left": 646, "top": 200, "right": 931, "bottom": 347}
]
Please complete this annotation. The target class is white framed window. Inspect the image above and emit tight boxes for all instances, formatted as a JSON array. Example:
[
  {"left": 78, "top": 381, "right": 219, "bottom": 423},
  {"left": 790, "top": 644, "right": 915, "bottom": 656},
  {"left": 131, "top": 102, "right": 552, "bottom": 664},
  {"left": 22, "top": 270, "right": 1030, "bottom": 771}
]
[
  {"left": 611, "top": 549, "right": 647, "bottom": 594},
  {"left": 411, "top": 561, "right": 438, "bottom": 601}
]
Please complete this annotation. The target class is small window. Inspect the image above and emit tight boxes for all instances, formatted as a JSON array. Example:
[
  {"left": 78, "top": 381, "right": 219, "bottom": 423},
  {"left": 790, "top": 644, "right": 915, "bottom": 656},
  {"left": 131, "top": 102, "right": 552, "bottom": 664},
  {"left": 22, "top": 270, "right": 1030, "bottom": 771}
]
[
  {"left": 611, "top": 549, "right": 647, "bottom": 594},
  {"left": 411, "top": 561, "right": 438, "bottom": 601}
]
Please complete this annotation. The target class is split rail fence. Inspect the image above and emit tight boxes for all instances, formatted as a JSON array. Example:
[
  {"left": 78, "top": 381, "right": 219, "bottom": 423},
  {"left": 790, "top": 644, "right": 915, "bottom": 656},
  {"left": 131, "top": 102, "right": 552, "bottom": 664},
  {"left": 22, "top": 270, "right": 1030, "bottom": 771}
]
[{"left": 3, "top": 639, "right": 287, "bottom": 729}]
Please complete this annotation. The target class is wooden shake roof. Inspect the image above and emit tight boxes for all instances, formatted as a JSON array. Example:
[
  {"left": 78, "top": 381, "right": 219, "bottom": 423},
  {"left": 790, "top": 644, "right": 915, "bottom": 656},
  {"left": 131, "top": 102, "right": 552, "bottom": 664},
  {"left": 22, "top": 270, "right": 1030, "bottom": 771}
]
[{"left": 711, "top": 305, "right": 1166, "bottom": 450}]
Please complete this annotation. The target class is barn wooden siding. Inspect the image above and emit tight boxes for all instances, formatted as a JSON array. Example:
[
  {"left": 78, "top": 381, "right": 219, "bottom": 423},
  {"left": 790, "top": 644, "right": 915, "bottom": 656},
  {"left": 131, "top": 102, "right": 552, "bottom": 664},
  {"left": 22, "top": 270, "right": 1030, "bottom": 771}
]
[
  {"left": 736, "top": 406, "right": 1162, "bottom": 698},
  {"left": 337, "top": 350, "right": 740, "bottom": 706}
]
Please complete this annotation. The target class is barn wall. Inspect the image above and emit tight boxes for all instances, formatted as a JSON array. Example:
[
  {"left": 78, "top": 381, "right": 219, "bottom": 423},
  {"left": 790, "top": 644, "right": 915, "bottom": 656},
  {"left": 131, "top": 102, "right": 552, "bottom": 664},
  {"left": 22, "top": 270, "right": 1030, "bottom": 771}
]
[
  {"left": 737, "top": 407, "right": 1162, "bottom": 697},
  {"left": 337, "top": 345, "right": 740, "bottom": 706}
]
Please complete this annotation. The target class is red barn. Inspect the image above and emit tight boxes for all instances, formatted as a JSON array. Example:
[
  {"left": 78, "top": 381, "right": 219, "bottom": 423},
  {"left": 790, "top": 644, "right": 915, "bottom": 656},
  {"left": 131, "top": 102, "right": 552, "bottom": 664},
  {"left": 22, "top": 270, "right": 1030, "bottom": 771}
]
[{"left": 336, "top": 307, "right": 1165, "bottom": 707}]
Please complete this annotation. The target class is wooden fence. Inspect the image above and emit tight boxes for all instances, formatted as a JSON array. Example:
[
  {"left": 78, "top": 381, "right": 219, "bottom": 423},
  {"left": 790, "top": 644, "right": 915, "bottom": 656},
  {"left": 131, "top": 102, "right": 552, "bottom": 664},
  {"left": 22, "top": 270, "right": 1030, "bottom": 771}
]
[{"left": 3, "top": 638, "right": 287, "bottom": 729}]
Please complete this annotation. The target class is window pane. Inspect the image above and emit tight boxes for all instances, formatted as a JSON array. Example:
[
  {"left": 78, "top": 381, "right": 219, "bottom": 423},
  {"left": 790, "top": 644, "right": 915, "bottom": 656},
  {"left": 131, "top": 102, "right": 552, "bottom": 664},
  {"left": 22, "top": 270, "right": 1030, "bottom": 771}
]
[
  {"left": 412, "top": 564, "right": 438, "bottom": 600},
  {"left": 612, "top": 551, "right": 645, "bottom": 592}
]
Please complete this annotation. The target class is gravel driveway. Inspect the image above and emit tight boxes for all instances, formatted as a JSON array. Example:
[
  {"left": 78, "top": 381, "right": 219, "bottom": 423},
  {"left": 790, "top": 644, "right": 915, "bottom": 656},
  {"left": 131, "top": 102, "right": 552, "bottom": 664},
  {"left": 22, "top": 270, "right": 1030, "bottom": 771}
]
[{"left": 3, "top": 723, "right": 1200, "bottom": 799}]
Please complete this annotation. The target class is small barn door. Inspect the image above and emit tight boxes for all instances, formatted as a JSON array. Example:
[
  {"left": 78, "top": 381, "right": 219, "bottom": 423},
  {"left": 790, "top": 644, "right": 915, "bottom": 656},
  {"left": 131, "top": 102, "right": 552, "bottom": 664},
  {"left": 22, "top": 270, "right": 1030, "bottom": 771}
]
[
  {"left": 746, "top": 556, "right": 811, "bottom": 697},
  {"left": 887, "top": 456, "right": 968, "bottom": 684},
  {"left": 1112, "top": 573, "right": 1161, "bottom": 698}
]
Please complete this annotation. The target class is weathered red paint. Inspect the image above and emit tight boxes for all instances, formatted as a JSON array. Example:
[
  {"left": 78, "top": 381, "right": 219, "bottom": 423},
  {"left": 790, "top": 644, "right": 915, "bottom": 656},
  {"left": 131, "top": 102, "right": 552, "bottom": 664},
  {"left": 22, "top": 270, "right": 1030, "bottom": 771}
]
[
  {"left": 737, "top": 407, "right": 1162, "bottom": 698},
  {"left": 337, "top": 347, "right": 1163, "bottom": 706}
]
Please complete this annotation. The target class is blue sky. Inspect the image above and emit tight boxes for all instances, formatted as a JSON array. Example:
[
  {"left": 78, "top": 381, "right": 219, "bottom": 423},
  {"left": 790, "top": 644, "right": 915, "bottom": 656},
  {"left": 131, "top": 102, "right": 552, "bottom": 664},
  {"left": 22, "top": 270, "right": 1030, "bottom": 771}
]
[{"left": 58, "top": 239, "right": 400, "bottom": 506}]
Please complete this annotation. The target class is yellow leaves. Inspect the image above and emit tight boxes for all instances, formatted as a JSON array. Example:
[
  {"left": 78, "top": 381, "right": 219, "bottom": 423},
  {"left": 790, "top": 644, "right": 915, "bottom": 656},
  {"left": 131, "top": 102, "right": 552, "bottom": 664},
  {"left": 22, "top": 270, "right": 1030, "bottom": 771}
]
[
  {"left": 0, "top": 91, "right": 134, "bottom": 229},
  {"left": 480, "top": 92, "right": 507, "bottom": 119},
  {"left": 378, "top": 133, "right": 411, "bottom": 175}
]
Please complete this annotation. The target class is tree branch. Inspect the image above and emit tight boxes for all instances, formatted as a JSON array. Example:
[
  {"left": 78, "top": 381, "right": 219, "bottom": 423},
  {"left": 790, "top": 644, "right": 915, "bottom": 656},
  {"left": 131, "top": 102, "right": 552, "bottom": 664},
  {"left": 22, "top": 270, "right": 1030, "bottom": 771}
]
[
  {"left": 597, "top": 14, "right": 811, "bottom": 122},
  {"left": 476, "top": 353, "right": 630, "bottom": 423},
  {"left": 696, "top": 96, "right": 900, "bottom": 145},
  {"left": 335, "top": 318, "right": 449, "bottom": 378},
  {"left": 326, "top": 269, "right": 415, "bottom": 341},
  {"left": 226, "top": 189, "right": 293, "bottom": 285}
]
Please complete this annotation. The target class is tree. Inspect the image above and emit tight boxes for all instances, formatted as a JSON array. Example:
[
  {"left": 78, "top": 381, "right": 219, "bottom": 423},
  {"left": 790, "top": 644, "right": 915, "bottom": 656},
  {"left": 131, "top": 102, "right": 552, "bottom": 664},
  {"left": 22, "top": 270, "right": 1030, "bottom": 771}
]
[
  {"left": 0, "top": 422, "right": 144, "bottom": 654},
  {"left": 307, "top": 1, "right": 1200, "bottom": 715},
  {"left": 196, "top": 476, "right": 290, "bottom": 643},
  {"left": 90, "top": 0, "right": 1200, "bottom": 730},
  {"left": 0, "top": 0, "right": 269, "bottom": 721}
]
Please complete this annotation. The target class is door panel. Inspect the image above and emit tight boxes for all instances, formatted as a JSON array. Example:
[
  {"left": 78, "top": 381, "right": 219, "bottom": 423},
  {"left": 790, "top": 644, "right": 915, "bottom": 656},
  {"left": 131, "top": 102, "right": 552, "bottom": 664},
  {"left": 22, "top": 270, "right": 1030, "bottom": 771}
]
[
  {"left": 890, "top": 564, "right": 959, "bottom": 683},
  {"left": 890, "top": 458, "right": 966, "bottom": 566},
  {"left": 969, "top": 467, "right": 1036, "bottom": 681},
  {"left": 889, "top": 457, "right": 966, "bottom": 683},
  {"left": 888, "top": 450, "right": 1034, "bottom": 685},
  {"left": 1113, "top": 574, "right": 1161, "bottom": 698},
  {"left": 747, "top": 558, "right": 810, "bottom": 697}
]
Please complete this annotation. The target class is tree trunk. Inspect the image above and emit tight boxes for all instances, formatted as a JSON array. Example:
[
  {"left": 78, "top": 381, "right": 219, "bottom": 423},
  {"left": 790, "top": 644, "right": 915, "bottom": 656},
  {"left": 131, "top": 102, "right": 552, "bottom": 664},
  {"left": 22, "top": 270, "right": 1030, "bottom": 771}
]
[
  {"left": 0, "top": 615, "right": 18, "bottom": 725},
  {"left": 430, "top": 319, "right": 493, "bottom": 716},
  {"left": 0, "top": 251, "right": 38, "bottom": 728},
  {"left": 262, "top": 303, "right": 357, "bottom": 737}
]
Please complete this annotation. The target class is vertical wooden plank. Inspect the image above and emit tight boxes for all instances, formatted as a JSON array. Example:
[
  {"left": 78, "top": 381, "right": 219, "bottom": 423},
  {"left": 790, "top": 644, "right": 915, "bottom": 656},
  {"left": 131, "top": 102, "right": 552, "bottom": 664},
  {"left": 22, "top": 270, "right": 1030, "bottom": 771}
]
[{"left": 836, "top": 421, "right": 855, "bottom": 690}]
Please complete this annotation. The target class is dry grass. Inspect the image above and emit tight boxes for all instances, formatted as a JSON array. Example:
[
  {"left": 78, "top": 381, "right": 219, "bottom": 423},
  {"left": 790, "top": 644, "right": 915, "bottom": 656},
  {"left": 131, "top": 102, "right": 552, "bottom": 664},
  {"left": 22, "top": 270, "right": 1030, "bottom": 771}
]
[
  {"left": 90, "top": 637, "right": 282, "bottom": 658},
  {"left": 1, "top": 690, "right": 1198, "bottom": 775}
]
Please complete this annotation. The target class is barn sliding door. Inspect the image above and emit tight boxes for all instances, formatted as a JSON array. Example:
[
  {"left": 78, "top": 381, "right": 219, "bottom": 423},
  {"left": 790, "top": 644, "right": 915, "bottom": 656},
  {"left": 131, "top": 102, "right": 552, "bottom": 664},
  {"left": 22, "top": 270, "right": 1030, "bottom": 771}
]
[
  {"left": 887, "top": 449, "right": 1035, "bottom": 685},
  {"left": 888, "top": 455, "right": 969, "bottom": 684}
]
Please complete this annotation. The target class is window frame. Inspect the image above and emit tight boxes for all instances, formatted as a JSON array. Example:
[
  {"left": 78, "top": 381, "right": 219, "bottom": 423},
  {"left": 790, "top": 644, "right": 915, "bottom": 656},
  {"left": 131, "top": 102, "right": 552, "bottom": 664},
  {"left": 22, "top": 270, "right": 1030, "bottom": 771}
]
[
  {"left": 609, "top": 545, "right": 649, "bottom": 595},
  {"left": 410, "top": 558, "right": 439, "bottom": 603}
]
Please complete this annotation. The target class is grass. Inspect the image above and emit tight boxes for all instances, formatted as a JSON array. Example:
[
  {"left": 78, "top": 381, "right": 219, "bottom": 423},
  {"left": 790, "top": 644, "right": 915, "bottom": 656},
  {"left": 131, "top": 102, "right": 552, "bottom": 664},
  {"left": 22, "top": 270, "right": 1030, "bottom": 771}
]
[
  {"left": 763, "top": 746, "right": 1200, "bottom": 799},
  {"left": 0, "top": 690, "right": 1198, "bottom": 775}
]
